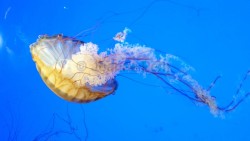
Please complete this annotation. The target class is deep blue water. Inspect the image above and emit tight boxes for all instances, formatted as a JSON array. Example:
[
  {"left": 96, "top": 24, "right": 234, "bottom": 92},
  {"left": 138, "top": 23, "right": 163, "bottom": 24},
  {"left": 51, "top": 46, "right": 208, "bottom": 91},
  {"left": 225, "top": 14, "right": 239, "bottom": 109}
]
[{"left": 0, "top": 0, "right": 250, "bottom": 140}]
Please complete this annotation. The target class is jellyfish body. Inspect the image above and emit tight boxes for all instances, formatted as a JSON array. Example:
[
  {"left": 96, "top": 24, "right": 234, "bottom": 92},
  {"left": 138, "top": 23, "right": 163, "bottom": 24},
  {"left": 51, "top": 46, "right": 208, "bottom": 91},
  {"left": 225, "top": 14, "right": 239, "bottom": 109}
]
[
  {"left": 30, "top": 35, "right": 118, "bottom": 103},
  {"left": 30, "top": 29, "right": 249, "bottom": 114}
]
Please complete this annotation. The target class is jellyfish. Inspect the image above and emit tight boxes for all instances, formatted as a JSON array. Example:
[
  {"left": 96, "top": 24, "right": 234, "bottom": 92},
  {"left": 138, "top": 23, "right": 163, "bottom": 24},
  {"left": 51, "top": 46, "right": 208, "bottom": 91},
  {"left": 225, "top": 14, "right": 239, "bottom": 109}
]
[{"left": 30, "top": 28, "right": 249, "bottom": 115}]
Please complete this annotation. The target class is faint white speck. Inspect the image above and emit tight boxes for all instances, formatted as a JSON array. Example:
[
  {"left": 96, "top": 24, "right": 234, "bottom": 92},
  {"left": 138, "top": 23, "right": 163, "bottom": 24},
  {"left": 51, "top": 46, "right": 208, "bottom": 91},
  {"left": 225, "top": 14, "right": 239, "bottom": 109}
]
[
  {"left": 0, "top": 34, "right": 3, "bottom": 49},
  {"left": 5, "top": 46, "right": 14, "bottom": 55}
]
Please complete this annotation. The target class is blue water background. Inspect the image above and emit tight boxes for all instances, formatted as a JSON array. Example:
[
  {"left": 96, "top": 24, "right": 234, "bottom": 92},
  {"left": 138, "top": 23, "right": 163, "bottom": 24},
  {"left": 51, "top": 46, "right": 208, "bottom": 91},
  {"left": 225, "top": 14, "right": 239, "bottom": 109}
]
[{"left": 0, "top": 0, "right": 250, "bottom": 140}]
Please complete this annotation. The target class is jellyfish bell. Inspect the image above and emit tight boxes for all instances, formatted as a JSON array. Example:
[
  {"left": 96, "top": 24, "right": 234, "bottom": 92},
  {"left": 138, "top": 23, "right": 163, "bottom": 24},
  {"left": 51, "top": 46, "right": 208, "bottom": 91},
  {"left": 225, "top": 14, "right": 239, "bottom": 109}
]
[{"left": 30, "top": 34, "right": 118, "bottom": 103}]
